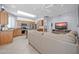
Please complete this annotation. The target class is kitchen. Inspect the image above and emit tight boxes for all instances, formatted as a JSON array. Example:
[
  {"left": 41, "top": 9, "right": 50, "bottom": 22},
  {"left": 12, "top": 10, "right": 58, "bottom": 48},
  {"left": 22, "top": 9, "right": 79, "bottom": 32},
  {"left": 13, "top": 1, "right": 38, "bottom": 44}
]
[{"left": 0, "top": 5, "right": 36, "bottom": 45}]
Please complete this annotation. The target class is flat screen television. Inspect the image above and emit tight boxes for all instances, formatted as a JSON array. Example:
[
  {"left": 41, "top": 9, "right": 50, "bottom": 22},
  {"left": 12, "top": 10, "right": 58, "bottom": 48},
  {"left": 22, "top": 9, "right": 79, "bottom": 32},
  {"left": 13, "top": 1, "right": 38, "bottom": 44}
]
[{"left": 55, "top": 22, "right": 67, "bottom": 30}]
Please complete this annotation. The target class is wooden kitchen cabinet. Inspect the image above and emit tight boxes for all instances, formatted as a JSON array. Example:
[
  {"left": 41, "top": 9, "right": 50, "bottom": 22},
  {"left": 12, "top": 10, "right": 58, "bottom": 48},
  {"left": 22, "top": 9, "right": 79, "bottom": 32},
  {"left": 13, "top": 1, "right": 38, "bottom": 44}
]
[
  {"left": 0, "top": 11, "right": 8, "bottom": 25},
  {"left": 13, "top": 28, "right": 22, "bottom": 37},
  {"left": 0, "top": 30, "right": 13, "bottom": 45}
]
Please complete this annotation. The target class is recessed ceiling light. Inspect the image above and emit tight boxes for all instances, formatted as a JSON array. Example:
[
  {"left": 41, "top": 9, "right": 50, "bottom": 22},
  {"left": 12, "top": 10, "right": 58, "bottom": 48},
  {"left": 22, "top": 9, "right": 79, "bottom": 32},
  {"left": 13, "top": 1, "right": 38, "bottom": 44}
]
[{"left": 1, "top": 5, "right": 5, "bottom": 9}]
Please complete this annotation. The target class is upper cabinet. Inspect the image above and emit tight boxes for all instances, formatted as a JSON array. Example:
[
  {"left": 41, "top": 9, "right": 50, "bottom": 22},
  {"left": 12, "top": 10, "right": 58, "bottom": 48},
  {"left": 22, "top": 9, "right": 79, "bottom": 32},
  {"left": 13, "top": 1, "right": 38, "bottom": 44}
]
[{"left": 0, "top": 10, "right": 8, "bottom": 25}]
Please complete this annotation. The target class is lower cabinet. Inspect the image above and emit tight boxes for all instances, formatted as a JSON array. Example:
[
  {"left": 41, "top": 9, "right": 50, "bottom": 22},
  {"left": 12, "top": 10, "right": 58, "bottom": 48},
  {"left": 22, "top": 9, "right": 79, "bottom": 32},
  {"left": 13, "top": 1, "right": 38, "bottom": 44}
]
[
  {"left": 0, "top": 30, "right": 13, "bottom": 45},
  {"left": 13, "top": 28, "right": 22, "bottom": 37}
]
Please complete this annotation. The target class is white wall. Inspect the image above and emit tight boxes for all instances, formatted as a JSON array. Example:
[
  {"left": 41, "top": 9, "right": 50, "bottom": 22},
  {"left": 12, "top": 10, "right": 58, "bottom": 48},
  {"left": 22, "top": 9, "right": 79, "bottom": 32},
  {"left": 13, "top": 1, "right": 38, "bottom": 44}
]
[
  {"left": 0, "top": 4, "right": 1, "bottom": 10},
  {"left": 7, "top": 14, "right": 17, "bottom": 28},
  {"left": 52, "top": 11, "right": 78, "bottom": 31},
  {"left": 45, "top": 12, "right": 78, "bottom": 32},
  {"left": 44, "top": 5, "right": 78, "bottom": 32}
]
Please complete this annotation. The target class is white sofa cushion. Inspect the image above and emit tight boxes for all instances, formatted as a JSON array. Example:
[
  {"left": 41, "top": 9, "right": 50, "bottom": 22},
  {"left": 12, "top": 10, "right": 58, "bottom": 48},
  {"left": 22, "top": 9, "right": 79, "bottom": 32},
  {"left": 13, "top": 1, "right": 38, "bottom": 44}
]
[
  {"left": 65, "top": 31, "right": 77, "bottom": 44},
  {"left": 28, "top": 30, "right": 77, "bottom": 54}
]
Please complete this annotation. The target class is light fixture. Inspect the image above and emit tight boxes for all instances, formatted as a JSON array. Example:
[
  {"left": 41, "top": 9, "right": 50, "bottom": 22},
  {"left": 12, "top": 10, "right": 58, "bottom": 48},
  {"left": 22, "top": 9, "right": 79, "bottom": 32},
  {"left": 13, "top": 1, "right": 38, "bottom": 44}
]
[
  {"left": 1, "top": 4, "right": 5, "bottom": 11},
  {"left": 17, "top": 10, "right": 36, "bottom": 18},
  {"left": 1, "top": 5, "right": 5, "bottom": 9},
  {"left": 19, "top": 19, "right": 35, "bottom": 22}
]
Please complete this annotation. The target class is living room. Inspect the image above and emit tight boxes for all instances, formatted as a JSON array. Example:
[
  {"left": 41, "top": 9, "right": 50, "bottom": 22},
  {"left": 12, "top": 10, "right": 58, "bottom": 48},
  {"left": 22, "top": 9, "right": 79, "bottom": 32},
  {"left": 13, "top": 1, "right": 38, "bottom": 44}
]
[{"left": 0, "top": 4, "right": 79, "bottom": 54}]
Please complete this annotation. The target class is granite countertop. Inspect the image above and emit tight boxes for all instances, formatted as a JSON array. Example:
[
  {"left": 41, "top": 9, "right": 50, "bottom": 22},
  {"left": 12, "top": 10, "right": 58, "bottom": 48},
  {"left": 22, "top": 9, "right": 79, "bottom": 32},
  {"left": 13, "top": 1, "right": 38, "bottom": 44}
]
[{"left": 0, "top": 28, "right": 14, "bottom": 32}]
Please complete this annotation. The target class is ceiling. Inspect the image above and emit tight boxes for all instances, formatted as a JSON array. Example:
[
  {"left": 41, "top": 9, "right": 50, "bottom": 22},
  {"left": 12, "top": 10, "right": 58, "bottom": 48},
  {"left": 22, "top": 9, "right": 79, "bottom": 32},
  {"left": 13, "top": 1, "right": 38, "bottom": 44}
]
[{"left": 3, "top": 4, "right": 79, "bottom": 18}]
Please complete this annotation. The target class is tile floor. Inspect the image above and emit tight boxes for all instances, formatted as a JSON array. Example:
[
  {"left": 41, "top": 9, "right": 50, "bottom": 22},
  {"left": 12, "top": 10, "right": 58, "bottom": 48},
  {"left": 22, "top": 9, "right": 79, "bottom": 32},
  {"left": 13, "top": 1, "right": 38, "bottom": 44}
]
[{"left": 0, "top": 35, "right": 38, "bottom": 54}]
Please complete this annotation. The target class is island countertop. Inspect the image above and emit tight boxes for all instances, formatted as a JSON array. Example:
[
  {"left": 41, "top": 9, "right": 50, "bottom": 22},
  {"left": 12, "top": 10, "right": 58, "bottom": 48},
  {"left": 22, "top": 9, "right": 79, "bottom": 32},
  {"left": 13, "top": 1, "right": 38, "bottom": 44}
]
[{"left": 0, "top": 28, "right": 14, "bottom": 32}]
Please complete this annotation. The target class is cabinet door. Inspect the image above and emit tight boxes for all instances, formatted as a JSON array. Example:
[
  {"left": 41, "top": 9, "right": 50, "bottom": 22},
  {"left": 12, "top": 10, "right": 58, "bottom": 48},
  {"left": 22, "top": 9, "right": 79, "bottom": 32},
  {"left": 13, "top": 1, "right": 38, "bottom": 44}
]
[
  {"left": 13, "top": 29, "right": 22, "bottom": 37},
  {"left": 0, "top": 31, "right": 13, "bottom": 45},
  {"left": 0, "top": 11, "right": 8, "bottom": 25},
  {"left": 3, "top": 31, "right": 13, "bottom": 43},
  {"left": 13, "top": 29, "right": 17, "bottom": 37},
  {"left": 0, "top": 32, "right": 4, "bottom": 44},
  {"left": 0, "top": 12, "right": 5, "bottom": 24},
  {"left": 0, "top": 32, "right": 2, "bottom": 44},
  {"left": 4, "top": 12, "right": 8, "bottom": 24}
]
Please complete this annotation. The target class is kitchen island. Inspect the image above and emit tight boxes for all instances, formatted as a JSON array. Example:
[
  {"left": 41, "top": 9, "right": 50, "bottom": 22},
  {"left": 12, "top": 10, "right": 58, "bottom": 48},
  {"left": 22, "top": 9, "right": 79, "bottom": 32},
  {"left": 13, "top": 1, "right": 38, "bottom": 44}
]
[{"left": 0, "top": 29, "right": 13, "bottom": 45}]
